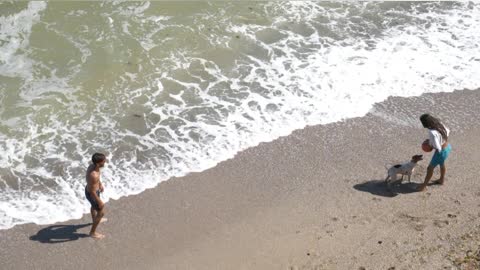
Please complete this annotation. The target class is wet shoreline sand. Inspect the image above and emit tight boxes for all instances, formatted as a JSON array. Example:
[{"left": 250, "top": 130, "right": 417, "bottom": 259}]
[{"left": 1, "top": 88, "right": 480, "bottom": 270}]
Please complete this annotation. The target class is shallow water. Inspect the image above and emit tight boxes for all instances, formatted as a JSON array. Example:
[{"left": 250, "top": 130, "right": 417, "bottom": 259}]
[{"left": 0, "top": 1, "right": 479, "bottom": 229}]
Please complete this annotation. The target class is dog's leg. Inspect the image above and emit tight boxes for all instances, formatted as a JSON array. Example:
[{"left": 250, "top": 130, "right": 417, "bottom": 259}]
[
  {"left": 384, "top": 175, "right": 390, "bottom": 183},
  {"left": 409, "top": 168, "right": 415, "bottom": 183}
]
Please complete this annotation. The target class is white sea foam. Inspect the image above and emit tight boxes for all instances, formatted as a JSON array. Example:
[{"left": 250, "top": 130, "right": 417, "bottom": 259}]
[
  {"left": 0, "top": 1, "right": 46, "bottom": 78},
  {"left": 1, "top": 2, "right": 480, "bottom": 229}
]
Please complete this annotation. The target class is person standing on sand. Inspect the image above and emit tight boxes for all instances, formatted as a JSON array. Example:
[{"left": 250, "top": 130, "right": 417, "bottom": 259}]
[
  {"left": 85, "top": 153, "right": 107, "bottom": 239},
  {"left": 417, "top": 114, "right": 451, "bottom": 192}
]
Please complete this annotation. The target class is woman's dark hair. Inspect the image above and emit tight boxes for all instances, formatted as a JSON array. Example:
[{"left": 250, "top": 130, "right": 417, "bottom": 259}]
[
  {"left": 92, "top": 153, "right": 106, "bottom": 164},
  {"left": 420, "top": 113, "right": 448, "bottom": 140}
]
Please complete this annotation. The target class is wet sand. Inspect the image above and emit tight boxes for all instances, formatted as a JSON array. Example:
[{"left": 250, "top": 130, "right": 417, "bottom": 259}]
[{"left": 1, "top": 89, "right": 480, "bottom": 270}]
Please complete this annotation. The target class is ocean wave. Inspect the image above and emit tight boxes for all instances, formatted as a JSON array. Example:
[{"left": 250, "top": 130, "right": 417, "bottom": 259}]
[{"left": 0, "top": 1, "right": 479, "bottom": 229}]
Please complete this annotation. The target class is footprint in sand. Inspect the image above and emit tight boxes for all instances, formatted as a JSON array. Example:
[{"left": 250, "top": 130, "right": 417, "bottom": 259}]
[
  {"left": 414, "top": 224, "right": 427, "bottom": 232},
  {"left": 398, "top": 213, "right": 426, "bottom": 231},
  {"left": 398, "top": 213, "right": 422, "bottom": 222},
  {"left": 433, "top": 220, "right": 449, "bottom": 228}
]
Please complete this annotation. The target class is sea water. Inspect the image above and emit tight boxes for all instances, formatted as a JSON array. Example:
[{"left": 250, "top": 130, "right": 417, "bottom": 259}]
[{"left": 0, "top": 1, "right": 479, "bottom": 229}]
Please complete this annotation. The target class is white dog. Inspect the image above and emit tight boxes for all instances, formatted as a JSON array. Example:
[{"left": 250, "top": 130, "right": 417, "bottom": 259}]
[{"left": 385, "top": 155, "right": 423, "bottom": 185}]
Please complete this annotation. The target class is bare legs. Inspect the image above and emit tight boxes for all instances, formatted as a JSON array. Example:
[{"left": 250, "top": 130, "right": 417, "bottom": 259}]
[
  {"left": 90, "top": 207, "right": 96, "bottom": 222},
  {"left": 90, "top": 207, "right": 105, "bottom": 239},
  {"left": 417, "top": 165, "right": 434, "bottom": 191},
  {"left": 417, "top": 164, "right": 446, "bottom": 191},
  {"left": 439, "top": 165, "right": 446, "bottom": 184},
  {"left": 90, "top": 208, "right": 107, "bottom": 224}
]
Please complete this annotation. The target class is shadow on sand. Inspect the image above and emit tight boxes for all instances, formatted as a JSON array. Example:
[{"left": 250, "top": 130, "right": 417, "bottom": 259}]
[
  {"left": 30, "top": 223, "right": 91, "bottom": 244},
  {"left": 353, "top": 180, "right": 420, "bottom": 197}
]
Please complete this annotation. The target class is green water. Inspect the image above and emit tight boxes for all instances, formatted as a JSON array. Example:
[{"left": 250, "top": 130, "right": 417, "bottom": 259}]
[{"left": 1, "top": 1, "right": 479, "bottom": 229}]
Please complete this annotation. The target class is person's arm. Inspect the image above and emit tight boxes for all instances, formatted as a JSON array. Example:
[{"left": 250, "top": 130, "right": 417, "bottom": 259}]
[
  {"left": 444, "top": 125, "right": 450, "bottom": 140},
  {"left": 99, "top": 181, "right": 104, "bottom": 193},
  {"left": 87, "top": 173, "right": 104, "bottom": 209}
]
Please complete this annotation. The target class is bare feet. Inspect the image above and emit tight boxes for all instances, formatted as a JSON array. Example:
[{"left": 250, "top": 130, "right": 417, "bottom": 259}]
[
  {"left": 429, "top": 179, "right": 444, "bottom": 186},
  {"left": 90, "top": 233, "right": 105, "bottom": 239},
  {"left": 417, "top": 184, "right": 427, "bottom": 192},
  {"left": 100, "top": 218, "right": 108, "bottom": 223}
]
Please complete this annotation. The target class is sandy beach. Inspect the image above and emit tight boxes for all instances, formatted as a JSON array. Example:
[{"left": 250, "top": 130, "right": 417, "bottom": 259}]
[{"left": 1, "top": 88, "right": 480, "bottom": 270}]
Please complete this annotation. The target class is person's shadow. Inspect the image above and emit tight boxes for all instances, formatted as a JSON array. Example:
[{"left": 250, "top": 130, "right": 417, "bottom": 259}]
[
  {"left": 353, "top": 179, "right": 419, "bottom": 197},
  {"left": 30, "top": 223, "right": 91, "bottom": 244}
]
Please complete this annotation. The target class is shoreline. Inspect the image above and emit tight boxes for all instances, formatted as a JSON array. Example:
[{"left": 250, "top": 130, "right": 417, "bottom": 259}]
[{"left": 1, "top": 88, "right": 480, "bottom": 269}]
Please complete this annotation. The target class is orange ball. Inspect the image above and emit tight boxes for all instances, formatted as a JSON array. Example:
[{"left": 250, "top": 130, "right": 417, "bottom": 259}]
[{"left": 422, "top": 140, "right": 433, "bottom": 152}]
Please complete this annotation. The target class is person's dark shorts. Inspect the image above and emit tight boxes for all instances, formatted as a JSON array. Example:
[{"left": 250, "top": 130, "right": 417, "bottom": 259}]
[{"left": 85, "top": 187, "right": 101, "bottom": 211}]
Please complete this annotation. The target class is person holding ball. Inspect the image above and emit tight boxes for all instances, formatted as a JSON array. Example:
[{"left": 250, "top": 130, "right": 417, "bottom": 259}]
[{"left": 417, "top": 113, "right": 451, "bottom": 191}]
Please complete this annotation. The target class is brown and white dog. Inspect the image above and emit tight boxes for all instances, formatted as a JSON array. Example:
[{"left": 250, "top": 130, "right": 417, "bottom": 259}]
[{"left": 384, "top": 155, "right": 423, "bottom": 185}]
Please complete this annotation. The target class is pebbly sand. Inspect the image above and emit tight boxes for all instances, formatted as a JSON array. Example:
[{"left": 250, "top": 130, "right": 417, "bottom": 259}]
[{"left": 1, "top": 89, "right": 480, "bottom": 270}]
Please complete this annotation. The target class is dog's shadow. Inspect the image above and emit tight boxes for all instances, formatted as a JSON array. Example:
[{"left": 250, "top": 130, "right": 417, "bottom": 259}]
[
  {"left": 353, "top": 179, "right": 419, "bottom": 197},
  {"left": 30, "top": 223, "right": 91, "bottom": 244}
]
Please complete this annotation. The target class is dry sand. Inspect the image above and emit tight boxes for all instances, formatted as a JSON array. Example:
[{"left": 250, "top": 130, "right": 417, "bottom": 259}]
[{"left": 1, "top": 89, "right": 480, "bottom": 270}]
